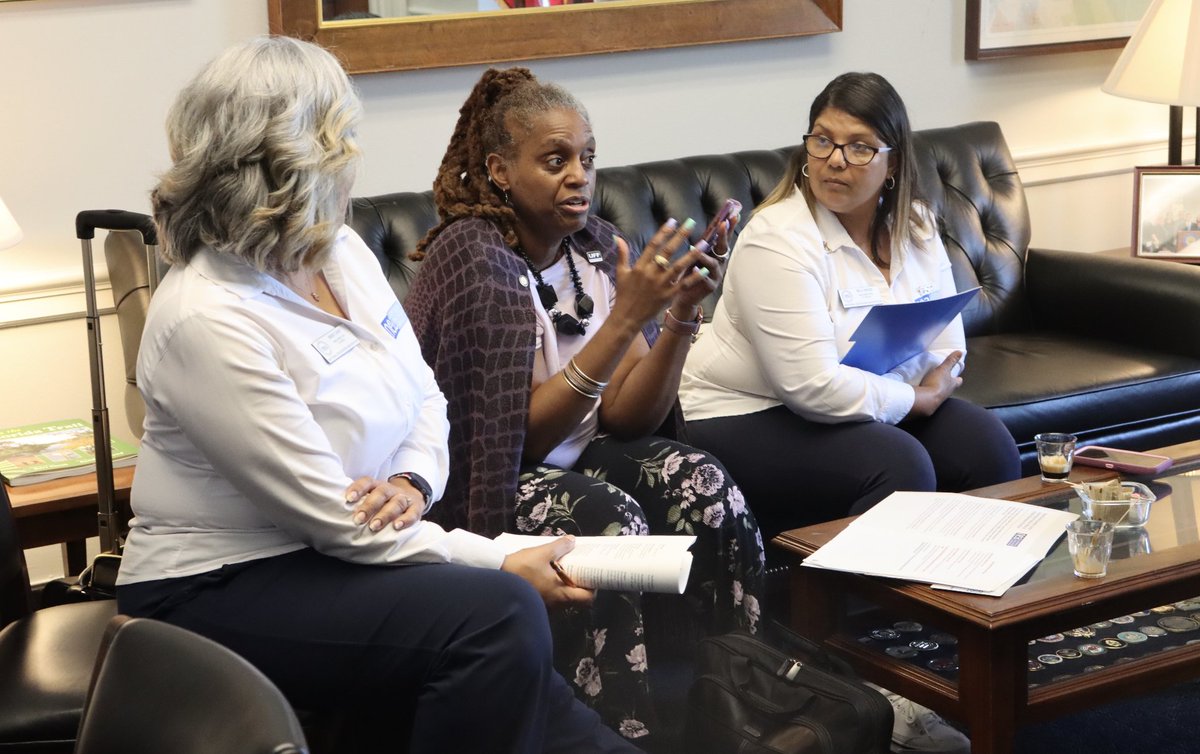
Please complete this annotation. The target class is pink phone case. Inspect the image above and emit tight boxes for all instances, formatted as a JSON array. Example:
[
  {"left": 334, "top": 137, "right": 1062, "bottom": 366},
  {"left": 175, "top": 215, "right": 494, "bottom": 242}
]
[
  {"left": 1073, "top": 445, "right": 1173, "bottom": 475},
  {"left": 700, "top": 198, "right": 742, "bottom": 249}
]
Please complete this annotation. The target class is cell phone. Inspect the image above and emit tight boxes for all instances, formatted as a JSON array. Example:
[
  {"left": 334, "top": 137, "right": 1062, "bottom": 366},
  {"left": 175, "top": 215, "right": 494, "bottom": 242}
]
[
  {"left": 1073, "top": 446, "right": 1173, "bottom": 475},
  {"left": 699, "top": 198, "right": 743, "bottom": 250}
]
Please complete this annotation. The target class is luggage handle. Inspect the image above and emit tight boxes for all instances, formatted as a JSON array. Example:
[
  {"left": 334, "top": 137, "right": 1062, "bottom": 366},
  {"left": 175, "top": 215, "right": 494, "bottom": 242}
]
[
  {"left": 76, "top": 209, "right": 157, "bottom": 245},
  {"left": 729, "top": 655, "right": 817, "bottom": 716}
]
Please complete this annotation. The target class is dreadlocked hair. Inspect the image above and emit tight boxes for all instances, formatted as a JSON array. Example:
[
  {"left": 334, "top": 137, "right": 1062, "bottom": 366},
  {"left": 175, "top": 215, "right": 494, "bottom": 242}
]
[{"left": 412, "top": 67, "right": 588, "bottom": 260}]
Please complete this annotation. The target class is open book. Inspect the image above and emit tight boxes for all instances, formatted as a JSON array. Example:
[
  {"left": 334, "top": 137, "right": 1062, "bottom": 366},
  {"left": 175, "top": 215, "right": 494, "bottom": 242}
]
[
  {"left": 495, "top": 533, "right": 696, "bottom": 594},
  {"left": 802, "top": 491, "right": 1077, "bottom": 597},
  {"left": 841, "top": 287, "right": 980, "bottom": 375}
]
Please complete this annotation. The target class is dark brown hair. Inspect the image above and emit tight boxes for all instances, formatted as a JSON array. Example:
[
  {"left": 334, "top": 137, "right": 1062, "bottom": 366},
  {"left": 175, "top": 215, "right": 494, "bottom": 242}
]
[
  {"left": 413, "top": 67, "right": 588, "bottom": 259},
  {"left": 761, "top": 72, "right": 926, "bottom": 257}
]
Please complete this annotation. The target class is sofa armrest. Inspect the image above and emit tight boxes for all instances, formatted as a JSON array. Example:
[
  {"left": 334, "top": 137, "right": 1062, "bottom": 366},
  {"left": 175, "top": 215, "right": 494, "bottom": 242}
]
[{"left": 1025, "top": 247, "right": 1200, "bottom": 359}]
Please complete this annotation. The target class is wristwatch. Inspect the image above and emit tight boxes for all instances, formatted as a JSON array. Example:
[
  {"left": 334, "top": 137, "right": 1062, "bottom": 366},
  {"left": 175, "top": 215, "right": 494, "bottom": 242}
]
[{"left": 388, "top": 471, "right": 432, "bottom": 504}]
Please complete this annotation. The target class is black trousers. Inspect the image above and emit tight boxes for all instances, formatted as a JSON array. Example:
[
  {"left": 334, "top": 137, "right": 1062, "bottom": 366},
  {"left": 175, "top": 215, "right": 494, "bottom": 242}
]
[
  {"left": 118, "top": 548, "right": 641, "bottom": 754},
  {"left": 685, "top": 397, "right": 1020, "bottom": 542}
]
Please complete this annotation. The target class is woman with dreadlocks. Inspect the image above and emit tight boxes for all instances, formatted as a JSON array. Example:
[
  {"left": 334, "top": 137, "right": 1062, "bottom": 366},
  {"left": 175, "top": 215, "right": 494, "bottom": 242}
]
[{"left": 402, "top": 68, "right": 765, "bottom": 743}]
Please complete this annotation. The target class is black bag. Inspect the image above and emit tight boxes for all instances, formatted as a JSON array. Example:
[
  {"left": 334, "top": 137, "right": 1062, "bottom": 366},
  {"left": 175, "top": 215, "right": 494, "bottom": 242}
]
[{"left": 685, "top": 624, "right": 893, "bottom": 754}]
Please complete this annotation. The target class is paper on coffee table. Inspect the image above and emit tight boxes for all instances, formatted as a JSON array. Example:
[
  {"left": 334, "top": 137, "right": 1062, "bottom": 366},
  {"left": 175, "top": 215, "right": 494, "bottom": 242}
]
[
  {"left": 495, "top": 533, "right": 696, "bottom": 593},
  {"left": 802, "top": 491, "right": 1077, "bottom": 596}
]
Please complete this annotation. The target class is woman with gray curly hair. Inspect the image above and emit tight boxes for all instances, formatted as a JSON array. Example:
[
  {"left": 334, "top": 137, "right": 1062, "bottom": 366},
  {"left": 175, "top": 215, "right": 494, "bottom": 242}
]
[{"left": 116, "top": 36, "right": 639, "bottom": 754}]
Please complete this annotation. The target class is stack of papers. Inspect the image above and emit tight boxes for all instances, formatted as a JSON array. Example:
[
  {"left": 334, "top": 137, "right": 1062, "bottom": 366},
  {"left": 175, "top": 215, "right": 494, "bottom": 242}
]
[{"left": 802, "top": 491, "right": 1077, "bottom": 597}]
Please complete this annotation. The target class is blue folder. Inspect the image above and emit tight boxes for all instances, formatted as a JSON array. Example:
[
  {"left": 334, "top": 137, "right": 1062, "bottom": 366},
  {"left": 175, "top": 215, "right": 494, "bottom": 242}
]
[{"left": 841, "top": 287, "right": 980, "bottom": 375}]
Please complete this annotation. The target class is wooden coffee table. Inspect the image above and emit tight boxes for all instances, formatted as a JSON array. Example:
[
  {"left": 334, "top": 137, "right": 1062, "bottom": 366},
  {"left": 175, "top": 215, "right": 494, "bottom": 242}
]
[{"left": 773, "top": 440, "right": 1200, "bottom": 754}]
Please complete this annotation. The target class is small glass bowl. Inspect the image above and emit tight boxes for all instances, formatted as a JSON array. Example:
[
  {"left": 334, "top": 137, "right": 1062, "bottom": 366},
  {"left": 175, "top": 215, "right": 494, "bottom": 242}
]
[{"left": 1077, "top": 481, "right": 1156, "bottom": 528}]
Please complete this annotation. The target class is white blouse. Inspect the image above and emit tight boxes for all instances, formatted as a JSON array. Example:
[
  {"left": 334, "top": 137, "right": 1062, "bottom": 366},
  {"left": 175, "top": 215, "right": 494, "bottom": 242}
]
[
  {"left": 680, "top": 189, "right": 966, "bottom": 426},
  {"left": 528, "top": 249, "right": 616, "bottom": 469},
  {"left": 119, "top": 227, "right": 505, "bottom": 585}
]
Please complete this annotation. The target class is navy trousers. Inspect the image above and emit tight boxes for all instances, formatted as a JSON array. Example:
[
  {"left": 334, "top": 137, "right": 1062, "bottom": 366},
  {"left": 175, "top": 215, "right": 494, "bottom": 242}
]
[
  {"left": 685, "top": 397, "right": 1020, "bottom": 541},
  {"left": 118, "top": 548, "right": 641, "bottom": 754}
]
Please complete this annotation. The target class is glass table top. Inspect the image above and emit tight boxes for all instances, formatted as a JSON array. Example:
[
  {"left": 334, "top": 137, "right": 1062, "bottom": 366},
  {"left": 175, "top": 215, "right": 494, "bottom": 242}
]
[{"left": 1024, "top": 469, "right": 1200, "bottom": 585}]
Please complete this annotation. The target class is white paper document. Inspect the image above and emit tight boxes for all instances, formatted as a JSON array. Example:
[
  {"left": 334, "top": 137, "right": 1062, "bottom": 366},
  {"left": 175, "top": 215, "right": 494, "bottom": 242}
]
[
  {"left": 494, "top": 533, "right": 696, "bottom": 594},
  {"left": 801, "top": 491, "right": 1077, "bottom": 597}
]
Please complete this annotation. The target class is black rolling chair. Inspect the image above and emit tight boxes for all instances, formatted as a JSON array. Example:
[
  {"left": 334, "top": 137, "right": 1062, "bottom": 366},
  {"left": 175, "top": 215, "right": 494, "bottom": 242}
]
[
  {"left": 74, "top": 616, "right": 308, "bottom": 754},
  {"left": 0, "top": 483, "right": 117, "bottom": 752}
]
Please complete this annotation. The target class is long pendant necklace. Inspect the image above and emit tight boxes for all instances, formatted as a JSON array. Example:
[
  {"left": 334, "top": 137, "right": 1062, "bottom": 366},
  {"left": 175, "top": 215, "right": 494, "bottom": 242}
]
[{"left": 516, "top": 239, "right": 594, "bottom": 336}]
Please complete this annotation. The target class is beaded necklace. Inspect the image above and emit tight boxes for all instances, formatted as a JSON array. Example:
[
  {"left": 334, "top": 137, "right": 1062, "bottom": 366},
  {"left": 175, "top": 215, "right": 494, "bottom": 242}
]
[{"left": 515, "top": 238, "right": 594, "bottom": 336}]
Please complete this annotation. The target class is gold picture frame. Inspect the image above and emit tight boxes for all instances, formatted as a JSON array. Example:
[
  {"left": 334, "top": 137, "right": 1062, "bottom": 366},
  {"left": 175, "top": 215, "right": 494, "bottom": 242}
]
[{"left": 269, "top": 0, "right": 843, "bottom": 74}]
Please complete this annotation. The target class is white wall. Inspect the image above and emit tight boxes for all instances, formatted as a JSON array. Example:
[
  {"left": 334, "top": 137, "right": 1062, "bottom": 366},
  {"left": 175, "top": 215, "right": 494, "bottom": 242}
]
[{"left": 0, "top": 0, "right": 1183, "bottom": 580}]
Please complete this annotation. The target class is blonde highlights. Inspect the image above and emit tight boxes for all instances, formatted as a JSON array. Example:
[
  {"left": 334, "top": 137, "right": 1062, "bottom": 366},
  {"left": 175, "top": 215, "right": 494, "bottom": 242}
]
[{"left": 153, "top": 36, "right": 362, "bottom": 274}]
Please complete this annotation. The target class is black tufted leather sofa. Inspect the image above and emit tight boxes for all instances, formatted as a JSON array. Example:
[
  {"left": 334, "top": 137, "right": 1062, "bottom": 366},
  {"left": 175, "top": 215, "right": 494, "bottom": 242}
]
[{"left": 350, "top": 120, "right": 1200, "bottom": 475}]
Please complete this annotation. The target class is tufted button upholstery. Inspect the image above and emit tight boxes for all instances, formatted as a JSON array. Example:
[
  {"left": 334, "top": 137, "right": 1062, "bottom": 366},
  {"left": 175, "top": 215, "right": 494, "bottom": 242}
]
[
  {"left": 913, "top": 122, "right": 1031, "bottom": 336},
  {"left": 338, "top": 121, "right": 1200, "bottom": 474}
]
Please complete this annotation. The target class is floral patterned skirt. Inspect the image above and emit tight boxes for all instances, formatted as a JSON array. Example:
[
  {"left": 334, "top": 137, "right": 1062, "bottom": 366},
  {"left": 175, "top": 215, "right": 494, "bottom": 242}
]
[{"left": 515, "top": 433, "right": 765, "bottom": 741}]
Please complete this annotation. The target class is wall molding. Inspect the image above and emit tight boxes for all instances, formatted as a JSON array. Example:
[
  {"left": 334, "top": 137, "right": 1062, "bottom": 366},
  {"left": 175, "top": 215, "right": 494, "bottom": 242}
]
[
  {"left": 1014, "top": 136, "right": 1192, "bottom": 187},
  {"left": 0, "top": 282, "right": 114, "bottom": 329}
]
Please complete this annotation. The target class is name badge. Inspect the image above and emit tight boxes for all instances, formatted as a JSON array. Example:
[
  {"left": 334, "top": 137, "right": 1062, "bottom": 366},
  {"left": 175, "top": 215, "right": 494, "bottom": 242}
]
[
  {"left": 311, "top": 324, "right": 358, "bottom": 364},
  {"left": 380, "top": 301, "right": 408, "bottom": 338},
  {"left": 913, "top": 282, "right": 938, "bottom": 303},
  {"left": 585, "top": 249, "right": 604, "bottom": 265},
  {"left": 838, "top": 285, "right": 884, "bottom": 309}
]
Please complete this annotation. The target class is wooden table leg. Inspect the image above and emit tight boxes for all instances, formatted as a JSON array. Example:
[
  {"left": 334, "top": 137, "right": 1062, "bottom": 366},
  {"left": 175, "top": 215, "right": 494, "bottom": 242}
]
[
  {"left": 788, "top": 562, "right": 843, "bottom": 640},
  {"left": 957, "top": 624, "right": 1023, "bottom": 754},
  {"left": 61, "top": 540, "right": 88, "bottom": 576}
]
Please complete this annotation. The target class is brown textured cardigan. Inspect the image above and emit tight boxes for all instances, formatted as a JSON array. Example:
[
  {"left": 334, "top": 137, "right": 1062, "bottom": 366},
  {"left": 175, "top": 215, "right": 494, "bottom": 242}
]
[{"left": 405, "top": 216, "right": 660, "bottom": 537}]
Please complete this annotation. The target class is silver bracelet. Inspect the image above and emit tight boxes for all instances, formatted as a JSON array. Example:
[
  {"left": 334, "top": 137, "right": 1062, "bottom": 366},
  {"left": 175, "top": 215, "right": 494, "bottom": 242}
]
[
  {"left": 562, "top": 367, "right": 602, "bottom": 399},
  {"left": 566, "top": 358, "right": 608, "bottom": 392}
]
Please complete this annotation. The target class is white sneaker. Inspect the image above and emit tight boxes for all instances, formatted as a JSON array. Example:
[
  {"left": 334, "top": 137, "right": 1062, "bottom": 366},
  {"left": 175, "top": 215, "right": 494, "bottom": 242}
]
[{"left": 867, "top": 683, "right": 971, "bottom": 754}]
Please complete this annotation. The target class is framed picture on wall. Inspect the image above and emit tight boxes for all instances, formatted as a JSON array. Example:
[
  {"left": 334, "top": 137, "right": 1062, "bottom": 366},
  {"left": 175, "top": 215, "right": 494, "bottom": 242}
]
[
  {"left": 966, "top": 0, "right": 1152, "bottom": 60},
  {"left": 1133, "top": 167, "right": 1200, "bottom": 262}
]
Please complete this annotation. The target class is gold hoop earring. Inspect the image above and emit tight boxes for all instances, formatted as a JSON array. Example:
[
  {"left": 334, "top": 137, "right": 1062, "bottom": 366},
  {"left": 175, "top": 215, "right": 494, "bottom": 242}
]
[
  {"left": 885, "top": 175, "right": 896, "bottom": 190},
  {"left": 801, "top": 164, "right": 810, "bottom": 178}
]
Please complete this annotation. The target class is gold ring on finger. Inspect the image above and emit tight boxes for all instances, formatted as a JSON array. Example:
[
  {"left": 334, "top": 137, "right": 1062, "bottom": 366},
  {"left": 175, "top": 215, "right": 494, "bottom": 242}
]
[{"left": 653, "top": 254, "right": 670, "bottom": 269}]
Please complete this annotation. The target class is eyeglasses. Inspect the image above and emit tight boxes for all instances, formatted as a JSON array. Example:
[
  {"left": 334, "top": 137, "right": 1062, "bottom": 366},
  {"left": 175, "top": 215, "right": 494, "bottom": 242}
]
[{"left": 802, "top": 134, "right": 892, "bottom": 166}]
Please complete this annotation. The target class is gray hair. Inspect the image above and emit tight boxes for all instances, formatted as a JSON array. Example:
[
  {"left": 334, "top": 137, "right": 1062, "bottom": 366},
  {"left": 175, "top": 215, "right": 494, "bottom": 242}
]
[{"left": 152, "top": 36, "right": 362, "bottom": 273}]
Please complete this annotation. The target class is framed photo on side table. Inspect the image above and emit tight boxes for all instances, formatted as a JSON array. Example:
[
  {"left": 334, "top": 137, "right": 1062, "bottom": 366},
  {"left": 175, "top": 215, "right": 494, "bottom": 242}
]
[{"left": 1133, "top": 166, "right": 1200, "bottom": 262}]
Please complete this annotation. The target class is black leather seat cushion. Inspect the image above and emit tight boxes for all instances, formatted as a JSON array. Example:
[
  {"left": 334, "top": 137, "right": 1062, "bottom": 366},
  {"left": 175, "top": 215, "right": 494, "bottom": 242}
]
[
  {"left": 0, "top": 599, "right": 117, "bottom": 749},
  {"left": 958, "top": 333, "right": 1200, "bottom": 458}
]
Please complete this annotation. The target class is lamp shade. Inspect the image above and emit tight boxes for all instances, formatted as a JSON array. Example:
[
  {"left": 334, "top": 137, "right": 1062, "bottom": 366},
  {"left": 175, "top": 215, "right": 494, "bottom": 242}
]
[
  {"left": 1102, "top": 0, "right": 1200, "bottom": 106},
  {"left": 0, "top": 196, "right": 21, "bottom": 251}
]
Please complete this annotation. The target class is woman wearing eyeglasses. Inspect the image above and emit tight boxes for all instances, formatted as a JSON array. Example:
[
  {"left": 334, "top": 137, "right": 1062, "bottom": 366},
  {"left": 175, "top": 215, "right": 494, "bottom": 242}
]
[
  {"left": 404, "top": 67, "right": 765, "bottom": 744},
  {"left": 680, "top": 72, "right": 1020, "bottom": 539}
]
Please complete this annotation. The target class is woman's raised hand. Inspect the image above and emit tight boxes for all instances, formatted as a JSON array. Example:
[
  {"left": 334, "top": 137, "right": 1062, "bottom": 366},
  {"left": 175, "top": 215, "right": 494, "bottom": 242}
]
[{"left": 612, "top": 218, "right": 722, "bottom": 328}]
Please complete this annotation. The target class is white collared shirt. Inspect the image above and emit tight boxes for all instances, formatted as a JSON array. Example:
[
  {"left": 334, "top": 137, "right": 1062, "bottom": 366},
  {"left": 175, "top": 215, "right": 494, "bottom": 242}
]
[
  {"left": 680, "top": 189, "right": 965, "bottom": 425},
  {"left": 119, "top": 227, "right": 505, "bottom": 585}
]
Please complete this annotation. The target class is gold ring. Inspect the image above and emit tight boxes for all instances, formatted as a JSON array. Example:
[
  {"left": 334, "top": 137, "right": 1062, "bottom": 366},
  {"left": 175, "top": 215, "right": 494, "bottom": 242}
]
[{"left": 653, "top": 255, "right": 670, "bottom": 269}]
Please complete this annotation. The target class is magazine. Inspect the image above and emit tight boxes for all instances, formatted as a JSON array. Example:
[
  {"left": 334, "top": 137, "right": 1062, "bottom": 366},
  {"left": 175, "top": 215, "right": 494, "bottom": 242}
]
[
  {"left": 494, "top": 533, "right": 696, "bottom": 593},
  {"left": 0, "top": 419, "right": 137, "bottom": 487}
]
